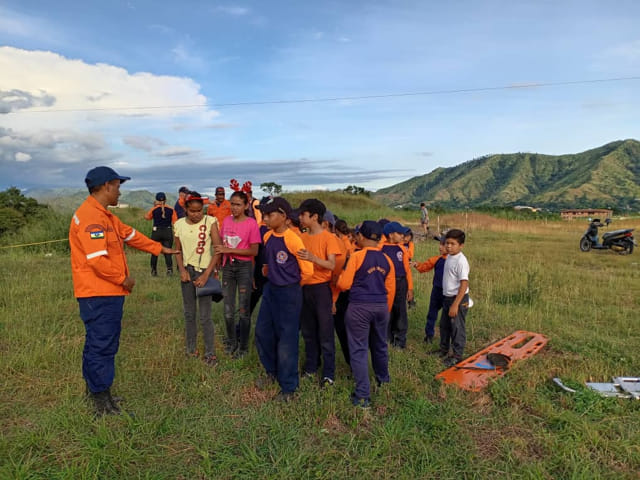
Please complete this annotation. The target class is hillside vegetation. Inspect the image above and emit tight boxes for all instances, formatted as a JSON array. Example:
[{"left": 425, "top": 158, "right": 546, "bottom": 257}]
[{"left": 376, "top": 139, "right": 640, "bottom": 210}]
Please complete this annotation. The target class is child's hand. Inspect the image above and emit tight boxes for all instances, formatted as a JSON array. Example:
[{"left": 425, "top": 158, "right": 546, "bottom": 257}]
[
  {"left": 449, "top": 304, "right": 459, "bottom": 318},
  {"left": 262, "top": 265, "right": 269, "bottom": 277},
  {"left": 297, "top": 249, "right": 314, "bottom": 263},
  {"left": 179, "top": 270, "right": 190, "bottom": 283},
  {"left": 407, "top": 290, "right": 414, "bottom": 302}
]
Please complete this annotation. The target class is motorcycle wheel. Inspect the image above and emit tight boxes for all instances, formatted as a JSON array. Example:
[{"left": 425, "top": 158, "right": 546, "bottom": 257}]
[
  {"left": 620, "top": 240, "right": 634, "bottom": 255},
  {"left": 579, "top": 236, "right": 591, "bottom": 252}
]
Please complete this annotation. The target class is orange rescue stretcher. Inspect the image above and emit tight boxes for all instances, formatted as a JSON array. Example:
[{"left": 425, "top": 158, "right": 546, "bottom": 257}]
[{"left": 435, "top": 330, "right": 549, "bottom": 391}]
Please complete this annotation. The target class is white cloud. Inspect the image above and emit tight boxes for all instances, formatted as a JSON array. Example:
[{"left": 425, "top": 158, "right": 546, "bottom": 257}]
[
  {"left": 15, "top": 152, "right": 31, "bottom": 162},
  {"left": 155, "top": 146, "right": 197, "bottom": 157},
  {"left": 214, "top": 6, "right": 251, "bottom": 16},
  {"left": 0, "top": 46, "right": 215, "bottom": 127}
]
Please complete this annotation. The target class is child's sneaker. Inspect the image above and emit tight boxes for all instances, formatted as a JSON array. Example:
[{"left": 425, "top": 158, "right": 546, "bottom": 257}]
[
  {"left": 203, "top": 354, "right": 218, "bottom": 367},
  {"left": 350, "top": 393, "right": 371, "bottom": 409},
  {"left": 320, "top": 377, "right": 334, "bottom": 388},
  {"left": 443, "top": 356, "right": 460, "bottom": 368},
  {"left": 301, "top": 371, "right": 315, "bottom": 381},
  {"left": 274, "top": 391, "right": 294, "bottom": 403}
]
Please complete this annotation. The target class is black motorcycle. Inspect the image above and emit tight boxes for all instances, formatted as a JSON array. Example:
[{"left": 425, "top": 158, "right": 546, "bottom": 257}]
[{"left": 579, "top": 218, "right": 636, "bottom": 255}]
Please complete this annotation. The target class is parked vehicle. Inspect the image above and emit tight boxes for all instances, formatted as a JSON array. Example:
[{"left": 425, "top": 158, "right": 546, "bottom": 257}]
[{"left": 579, "top": 218, "right": 636, "bottom": 254}]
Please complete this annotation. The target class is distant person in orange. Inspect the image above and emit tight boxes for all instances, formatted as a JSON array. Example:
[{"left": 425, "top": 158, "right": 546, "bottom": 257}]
[
  {"left": 207, "top": 186, "right": 232, "bottom": 226},
  {"left": 145, "top": 192, "right": 177, "bottom": 276},
  {"left": 70, "top": 166, "right": 177, "bottom": 416}
]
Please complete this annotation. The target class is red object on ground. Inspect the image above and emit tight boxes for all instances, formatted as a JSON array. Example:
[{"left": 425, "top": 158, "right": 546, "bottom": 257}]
[{"left": 435, "top": 330, "right": 549, "bottom": 391}]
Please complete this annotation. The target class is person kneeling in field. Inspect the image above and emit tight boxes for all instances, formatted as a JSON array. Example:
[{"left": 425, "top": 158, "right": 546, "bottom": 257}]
[
  {"left": 254, "top": 197, "right": 313, "bottom": 402},
  {"left": 337, "top": 221, "right": 395, "bottom": 409}
]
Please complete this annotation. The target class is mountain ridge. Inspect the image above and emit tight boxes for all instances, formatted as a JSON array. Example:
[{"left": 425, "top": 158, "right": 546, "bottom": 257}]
[{"left": 375, "top": 139, "right": 640, "bottom": 210}]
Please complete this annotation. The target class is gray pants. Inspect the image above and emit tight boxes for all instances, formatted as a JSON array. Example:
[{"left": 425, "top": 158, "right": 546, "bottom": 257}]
[
  {"left": 221, "top": 259, "right": 253, "bottom": 352},
  {"left": 181, "top": 265, "right": 215, "bottom": 356},
  {"left": 440, "top": 294, "right": 468, "bottom": 358}
]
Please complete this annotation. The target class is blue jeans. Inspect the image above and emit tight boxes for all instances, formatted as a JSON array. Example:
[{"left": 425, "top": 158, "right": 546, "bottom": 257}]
[
  {"left": 255, "top": 282, "right": 302, "bottom": 393},
  {"left": 222, "top": 259, "right": 253, "bottom": 351},
  {"left": 78, "top": 296, "right": 125, "bottom": 393}
]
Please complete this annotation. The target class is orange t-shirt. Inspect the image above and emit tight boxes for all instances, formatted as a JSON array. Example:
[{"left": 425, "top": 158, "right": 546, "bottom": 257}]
[
  {"left": 300, "top": 229, "right": 342, "bottom": 285},
  {"left": 207, "top": 199, "right": 232, "bottom": 227}
]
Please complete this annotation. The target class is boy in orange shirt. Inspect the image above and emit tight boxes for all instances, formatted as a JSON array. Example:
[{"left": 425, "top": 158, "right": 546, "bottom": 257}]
[
  {"left": 207, "top": 186, "right": 232, "bottom": 226},
  {"left": 298, "top": 199, "right": 342, "bottom": 386}
]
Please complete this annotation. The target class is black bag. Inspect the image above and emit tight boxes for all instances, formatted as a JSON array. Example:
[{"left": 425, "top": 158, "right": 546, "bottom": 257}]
[{"left": 195, "top": 276, "right": 223, "bottom": 302}]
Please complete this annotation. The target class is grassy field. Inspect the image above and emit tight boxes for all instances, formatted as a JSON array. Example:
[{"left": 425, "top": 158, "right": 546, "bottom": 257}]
[{"left": 1, "top": 209, "right": 640, "bottom": 479}]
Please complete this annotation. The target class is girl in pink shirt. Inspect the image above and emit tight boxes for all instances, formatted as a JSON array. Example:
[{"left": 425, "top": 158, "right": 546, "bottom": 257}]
[{"left": 214, "top": 191, "right": 262, "bottom": 357}]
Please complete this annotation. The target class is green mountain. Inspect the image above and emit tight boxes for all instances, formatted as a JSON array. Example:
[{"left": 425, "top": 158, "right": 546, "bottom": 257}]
[{"left": 375, "top": 139, "right": 640, "bottom": 210}]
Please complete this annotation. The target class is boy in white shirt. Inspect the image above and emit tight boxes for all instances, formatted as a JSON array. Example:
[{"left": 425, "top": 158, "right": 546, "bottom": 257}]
[{"left": 440, "top": 229, "right": 470, "bottom": 367}]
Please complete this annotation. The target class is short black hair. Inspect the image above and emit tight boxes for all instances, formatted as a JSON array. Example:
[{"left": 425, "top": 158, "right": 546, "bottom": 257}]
[
  {"left": 298, "top": 198, "right": 326, "bottom": 222},
  {"left": 334, "top": 219, "right": 349, "bottom": 235},
  {"left": 445, "top": 229, "right": 465, "bottom": 244}
]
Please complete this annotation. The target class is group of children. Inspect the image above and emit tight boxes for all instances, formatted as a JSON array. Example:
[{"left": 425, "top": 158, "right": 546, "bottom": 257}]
[{"left": 146, "top": 182, "right": 471, "bottom": 408}]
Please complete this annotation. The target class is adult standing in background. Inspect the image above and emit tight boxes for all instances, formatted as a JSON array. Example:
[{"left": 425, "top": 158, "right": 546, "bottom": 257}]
[
  {"left": 207, "top": 186, "right": 232, "bottom": 226},
  {"left": 70, "top": 166, "right": 177, "bottom": 416},
  {"left": 420, "top": 202, "right": 430, "bottom": 235},
  {"left": 174, "top": 186, "right": 190, "bottom": 219},
  {"left": 145, "top": 192, "right": 176, "bottom": 276}
]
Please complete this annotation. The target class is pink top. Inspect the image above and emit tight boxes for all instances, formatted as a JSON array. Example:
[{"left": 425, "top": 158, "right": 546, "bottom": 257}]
[{"left": 220, "top": 216, "right": 262, "bottom": 264}]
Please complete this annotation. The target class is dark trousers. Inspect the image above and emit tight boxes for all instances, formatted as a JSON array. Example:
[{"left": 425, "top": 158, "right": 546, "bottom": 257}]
[
  {"left": 440, "top": 294, "right": 469, "bottom": 358},
  {"left": 150, "top": 227, "right": 173, "bottom": 271},
  {"left": 181, "top": 266, "right": 215, "bottom": 356},
  {"left": 300, "top": 282, "right": 335, "bottom": 380},
  {"left": 346, "top": 302, "right": 390, "bottom": 400},
  {"left": 425, "top": 286, "right": 444, "bottom": 338},
  {"left": 222, "top": 259, "right": 253, "bottom": 352},
  {"left": 250, "top": 262, "right": 267, "bottom": 316},
  {"left": 333, "top": 290, "right": 350, "bottom": 365},
  {"left": 388, "top": 276, "right": 408, "bottom": 348},
  {"left": 255, "top": 282, "right": 302, "bottom": 394},
  {"left": 78, "top": 296, "right": 125, "bottom": 393}
]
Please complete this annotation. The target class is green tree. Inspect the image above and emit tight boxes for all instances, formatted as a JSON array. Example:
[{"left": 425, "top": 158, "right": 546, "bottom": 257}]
[
  {"left": 260, "top": 182, "right": 283, "bottom": 196},
  {"left": 0, "top": 187, "right": 48, "bottom": 236},
  {"left": 343, "top": 185, "right": 371, "bottom": 196}
]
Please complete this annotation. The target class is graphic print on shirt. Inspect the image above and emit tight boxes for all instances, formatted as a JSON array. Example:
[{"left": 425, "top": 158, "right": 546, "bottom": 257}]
[
  {"left": 196, "top": 223, "right": 207, "bottom": 255},
  {"left": 276, "top": 250, "right": 289, "bottom": 264},
  {"left": 396, "top": 250, "right": 403, "bottom": 262},
  {"left": 224, "top": 234, "right": 242, "bottom": 249}
]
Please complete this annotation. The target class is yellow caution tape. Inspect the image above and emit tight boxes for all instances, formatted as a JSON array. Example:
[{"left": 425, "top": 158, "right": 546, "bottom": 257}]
[{"left": 0, "top": 238, "right": 68, "bottom": 249}]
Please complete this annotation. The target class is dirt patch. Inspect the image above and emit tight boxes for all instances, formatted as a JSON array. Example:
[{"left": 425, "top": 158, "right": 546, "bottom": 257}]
[{"left": 239, "top": 385, "right": 272, "bottom": 407}]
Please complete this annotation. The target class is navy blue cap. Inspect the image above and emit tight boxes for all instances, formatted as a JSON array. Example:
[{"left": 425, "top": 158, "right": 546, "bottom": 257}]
[
  {"left": 359, "top": 220, "right": 383, "bottom": 241},
  {"left": 383, "top": 221, "right": 410, "bottom": 236},
  {"left": 155, "top": 192, "right": 166, "bottom": 201},
  {"left": 179, "top": 186, "right": 190, "bottom": 194},
  {"left": 324, "top": 210, "right": 336, "bottom": 226},
  {"left": 85, "top": 166, "right": 130, "bottom": 189},
  {"left": 260, "top": 196, "right": 292, "bottom": 215}
]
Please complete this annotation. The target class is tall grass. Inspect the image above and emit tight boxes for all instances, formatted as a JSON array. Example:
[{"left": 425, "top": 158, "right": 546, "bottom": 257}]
[{"left": 1, "top": 209, "right": 639, "bottom": 478}]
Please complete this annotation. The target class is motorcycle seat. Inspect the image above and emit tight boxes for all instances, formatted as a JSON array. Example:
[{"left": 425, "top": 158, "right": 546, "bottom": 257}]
[{"left": 602, "top": 229, "right": 632, "bottom": 239}]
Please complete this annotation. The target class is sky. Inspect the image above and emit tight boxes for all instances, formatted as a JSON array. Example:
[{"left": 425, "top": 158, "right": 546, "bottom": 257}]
[{"left": 1, "top": 0, "right": 639, "bottom": 196}]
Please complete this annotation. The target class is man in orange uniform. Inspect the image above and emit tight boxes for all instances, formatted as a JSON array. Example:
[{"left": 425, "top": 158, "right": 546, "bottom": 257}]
[
  {"left": 70, "top": 166, "right": 177, "bottom": 416},
  {"left": 207, "top": 186, "right": 232, "bottom": 226}
]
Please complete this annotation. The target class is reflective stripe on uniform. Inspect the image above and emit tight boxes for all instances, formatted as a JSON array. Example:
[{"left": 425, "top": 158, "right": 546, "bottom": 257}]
[
  {"left": 124, "top": 229, "right": 136, "bottom": 242},
  {"left": 86, "top": 250, "right": 108, "bottom": 260}
]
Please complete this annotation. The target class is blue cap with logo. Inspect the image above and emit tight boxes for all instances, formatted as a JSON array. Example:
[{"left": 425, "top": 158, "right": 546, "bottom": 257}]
[
  {"left": 85, "top": 166, "right": 131, "bottom": 189},
  {"left": 383, "top": 221, "right": 410, "bottom": 236}
]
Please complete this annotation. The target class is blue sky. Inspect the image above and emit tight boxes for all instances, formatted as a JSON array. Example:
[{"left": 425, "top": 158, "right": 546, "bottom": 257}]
[{"left": 1, "top": 0, "right": 639, "bottom": 196}]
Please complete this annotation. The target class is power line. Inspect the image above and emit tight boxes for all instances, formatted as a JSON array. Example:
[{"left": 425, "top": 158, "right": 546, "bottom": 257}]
[{"left": 9, "top": 76, "right": 640, "bottom": 114}]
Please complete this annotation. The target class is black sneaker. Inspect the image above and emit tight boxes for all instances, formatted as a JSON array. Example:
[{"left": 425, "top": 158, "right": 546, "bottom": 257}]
[
  {"left": 233, "top": 348, "right": 248, "bottom": 359},
  {"left": 91, "top": 390, "right": 120, "bottom": 417},
  {"left": 166, "top": 269, "right": 173, "bottom": 276},
  {"left": 301, "top": 371, "right": 316, "bottom": 381},
  {"left": 255, "top": 373, "right": 276, "bottom": 390},
  {"left": 443, "top": 356, "right": 460, "bottom": 368},
  {"left": 320, "top": 377, "right": 334, "bottom": 388},
  {"left": 350, "top": 393, "right": 371, "bottom": 409},
  {"left": 424, "top": 335, "right": 434, "bottom": 344},
  {"left": 151, "top": 269, "right": 158, "bottom": 277},
  {"left": 274, "top": 391, "right": 294, "bottom": 403}
]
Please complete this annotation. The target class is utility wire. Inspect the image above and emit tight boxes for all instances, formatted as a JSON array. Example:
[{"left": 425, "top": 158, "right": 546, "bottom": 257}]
[{"left": 9, "top": 76, "right": 640, "bottom": 114}]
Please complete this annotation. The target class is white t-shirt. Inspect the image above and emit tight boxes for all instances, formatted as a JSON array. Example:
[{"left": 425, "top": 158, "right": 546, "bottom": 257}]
[{"left": 442, "top": 252, "right": 469, "bottom": 297}]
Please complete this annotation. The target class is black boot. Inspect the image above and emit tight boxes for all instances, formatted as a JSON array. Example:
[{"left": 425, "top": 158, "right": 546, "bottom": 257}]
[{"left": 91, "top": 390, "right": 120, "bottom": 416}]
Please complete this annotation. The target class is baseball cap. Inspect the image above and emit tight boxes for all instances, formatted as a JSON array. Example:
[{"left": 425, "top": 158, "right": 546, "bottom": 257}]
[
  {"left": 84, "top": 166, "right": 130, "bottom": 189},
  {"left": 324, "top": 210, "right": 336, "bottom": 226},
  {"left": 215, "top": 187, "right": 225, "bottom": 194},
  {"left": 383, "top": 221, "right": 410, "bottom": 236},
  {"left": 178, "top": 186, "right": 190, "bottom": 194},
  {"left": 155, "top": 192, "right": 166, "bottom": 201},
  {"left": 359, "top": 220, "right": 383, "bottom": 241},
  {"left": 260, "top": 196, "right": 292, "bottom": 215}
]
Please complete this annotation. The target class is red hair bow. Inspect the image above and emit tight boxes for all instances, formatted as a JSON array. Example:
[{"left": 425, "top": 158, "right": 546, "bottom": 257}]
[
  {"left": 229, "top": 179, "right": 240, "bottom": 192},
  {"left": 242, "top": 181, "right": 252, "bottom": 194}
]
